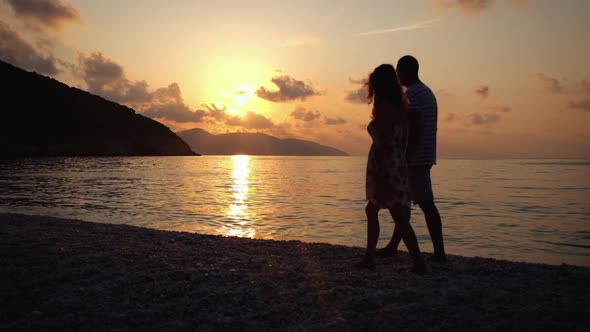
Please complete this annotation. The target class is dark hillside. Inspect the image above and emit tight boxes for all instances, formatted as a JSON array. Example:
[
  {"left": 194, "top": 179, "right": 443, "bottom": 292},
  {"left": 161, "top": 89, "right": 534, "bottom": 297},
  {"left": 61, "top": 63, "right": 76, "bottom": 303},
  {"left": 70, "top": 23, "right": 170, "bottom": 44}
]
[{"left": 0, "top": 60, "right": 196, "bottom": 156}]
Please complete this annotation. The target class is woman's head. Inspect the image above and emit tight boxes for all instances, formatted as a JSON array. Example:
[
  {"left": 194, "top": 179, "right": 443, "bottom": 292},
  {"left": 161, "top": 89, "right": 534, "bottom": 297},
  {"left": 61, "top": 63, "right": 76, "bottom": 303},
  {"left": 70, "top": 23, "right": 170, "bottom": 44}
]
[{"left": 366, "top": 64, "right": 405, "bottom": 120}]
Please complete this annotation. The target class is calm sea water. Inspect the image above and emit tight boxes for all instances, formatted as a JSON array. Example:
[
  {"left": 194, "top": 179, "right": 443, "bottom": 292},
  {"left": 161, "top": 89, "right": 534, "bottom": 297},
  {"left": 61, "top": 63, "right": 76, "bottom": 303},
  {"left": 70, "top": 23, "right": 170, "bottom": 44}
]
[{"left": 0, "top": 156, "right": 589, "bottom": 266}]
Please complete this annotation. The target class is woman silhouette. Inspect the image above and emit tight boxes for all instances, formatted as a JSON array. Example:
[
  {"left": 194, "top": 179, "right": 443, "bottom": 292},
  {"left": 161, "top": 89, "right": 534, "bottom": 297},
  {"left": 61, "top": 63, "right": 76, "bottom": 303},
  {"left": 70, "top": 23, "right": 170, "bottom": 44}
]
[{"left": 357, "top": 64, "right": 426, "bottom": 273}]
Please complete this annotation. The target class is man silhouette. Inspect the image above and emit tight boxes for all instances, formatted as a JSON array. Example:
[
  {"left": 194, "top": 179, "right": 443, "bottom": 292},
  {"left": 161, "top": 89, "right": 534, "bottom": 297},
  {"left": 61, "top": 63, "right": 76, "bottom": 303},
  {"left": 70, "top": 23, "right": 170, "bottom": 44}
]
[{"left": 378, "top": 55, "right": 447, "bottom": 262}]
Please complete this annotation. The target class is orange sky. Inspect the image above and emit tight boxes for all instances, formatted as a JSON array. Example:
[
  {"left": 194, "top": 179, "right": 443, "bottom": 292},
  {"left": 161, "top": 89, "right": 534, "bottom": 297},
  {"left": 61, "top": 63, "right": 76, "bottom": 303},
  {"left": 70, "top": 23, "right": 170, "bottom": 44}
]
[{"left": 1, "top": 0, "right": 588, "bottom": 157}]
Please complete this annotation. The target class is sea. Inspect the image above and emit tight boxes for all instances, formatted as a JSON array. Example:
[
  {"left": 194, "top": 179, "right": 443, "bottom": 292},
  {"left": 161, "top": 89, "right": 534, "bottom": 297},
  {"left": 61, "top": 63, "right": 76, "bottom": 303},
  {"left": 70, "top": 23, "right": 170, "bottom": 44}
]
[{"left": 1, "top": 156, "right": 589, "bottom": 266}]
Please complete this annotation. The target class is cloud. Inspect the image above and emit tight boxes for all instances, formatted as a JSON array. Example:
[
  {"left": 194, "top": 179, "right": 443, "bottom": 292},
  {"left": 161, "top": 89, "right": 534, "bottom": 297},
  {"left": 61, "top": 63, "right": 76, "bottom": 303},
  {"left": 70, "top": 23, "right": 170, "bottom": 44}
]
[
  {"left": 569, "top": 80, "right": 590, "bottom": 111},
  {"left": 0, "top": 20, "right": 59, "bottom": 74},
  {"left": 568, "top": 98, "right": 590, "bottom": 112},
  {"left": 256, "top": 75, "right": 320, "bottom": 102},
  {"left": 77, "top": 52, "right": 153, "bottom": 104},
  {"left": 436, "top": 89, "right": 454, "bottom": 98},
  {"left": 242, "top": 112, "right": 276, "bottom": 129},
  {"left": 201, "top": 103, "right": 228, "bottom": 122},
  {"left": 144, "top": 93, "right": 277, "bottom": 128},
  {"left": 72, "top": 50, "right": 306, "bottom": 134},
  {"left": 3, "top": 0, "right": 80, "bottom": 30},
  {"left": 290, "top": 107, "right": 321, "bottom": 122},
  {"left": 35, "top": 37, "right": 54, "bottom": 51},
  {"left": 200, "top": 104, "right": 277, "bottom": 129},
  {"left": 469, "top": 113, "right": 501, "bottom": 125},
  {"left": 456, "top": 0, "right": 492, "bottom": 14},
  {"left": 76, "top": 52, "right": 215, "bottom": 124},
  {"left": 533, "top": 75, "right": 590, "bottom": 112},
  {"left": 474, "top": 85, "right": 489, "bottom": 98},
  {"left": 290, "top": 106, "right": 347, "bottom": 127},
  {"left": 574, "top": 79, "right": 590, "bottom": 95},
  {"left": 142, "top": 83, "right": 207, "bottom": 123},
  {"left": 142, "top": 104, "right": 207, "bottom": 123},
  {"left": 345, "top": 89, "right": 368, "bottom": 104},
  {"left": 349, "top": 77, "right": 368, "bottom": 85},
  {"left": 225, "top": 111, "right": 275, "bottom": 129},
  {"left": 445, "top": 104, "right": 510, "bottom": 129},
  {"left": 490, "top": 105, "right": 512, "bottom": 113},
  {"left": 437, "top": 0, "right": 529, "bottom": 15},
  {"left": 437, "top": 0, "right": 492, "bottom": 15},
  {"left": 355, "top": 17, "right": 442, "bottom": 36},
  {"left": 534, "top": 73, "right": 563, "bottom": 93},
  {"left": 71, "top": 50, "right": 287, "bottom": 132},
  {"left": 324, "top": 116, "right": 347, "bottom": 125},
  {"left": 345, "top": 76, "right": 368, "bottom": 104}
]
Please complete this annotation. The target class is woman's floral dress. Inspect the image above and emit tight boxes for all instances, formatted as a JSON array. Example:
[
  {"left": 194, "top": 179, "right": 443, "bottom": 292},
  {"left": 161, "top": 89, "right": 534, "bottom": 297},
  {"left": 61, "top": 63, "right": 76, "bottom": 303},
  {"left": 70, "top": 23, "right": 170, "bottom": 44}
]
[{"left": 366, "top": 119, "right": 410, "bottom": 208}]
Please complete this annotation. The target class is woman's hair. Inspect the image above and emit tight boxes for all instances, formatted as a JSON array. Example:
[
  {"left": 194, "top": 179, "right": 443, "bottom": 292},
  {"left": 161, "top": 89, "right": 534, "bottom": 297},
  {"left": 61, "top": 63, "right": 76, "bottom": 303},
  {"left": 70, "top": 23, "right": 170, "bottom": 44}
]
[{"left": 365, "top": 64, "right": 407, "bottom": 123}]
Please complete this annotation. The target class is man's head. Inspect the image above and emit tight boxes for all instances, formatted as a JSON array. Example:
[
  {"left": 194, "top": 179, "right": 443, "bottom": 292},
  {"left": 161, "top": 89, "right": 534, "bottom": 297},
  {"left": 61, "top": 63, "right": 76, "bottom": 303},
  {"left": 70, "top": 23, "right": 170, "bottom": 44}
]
[{"left": 396, "top": 55, "right": 419, "bottom": 87}]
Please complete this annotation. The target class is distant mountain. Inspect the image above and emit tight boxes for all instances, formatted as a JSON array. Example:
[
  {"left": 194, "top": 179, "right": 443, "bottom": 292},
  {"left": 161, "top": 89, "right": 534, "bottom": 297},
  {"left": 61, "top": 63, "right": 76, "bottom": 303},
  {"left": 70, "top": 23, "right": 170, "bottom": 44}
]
[
  {"left": 177, "top": 128, "right": 349, "bottom": 156},
  {"left": 0, "top": 60, "right": 196, "bottom": 156}
]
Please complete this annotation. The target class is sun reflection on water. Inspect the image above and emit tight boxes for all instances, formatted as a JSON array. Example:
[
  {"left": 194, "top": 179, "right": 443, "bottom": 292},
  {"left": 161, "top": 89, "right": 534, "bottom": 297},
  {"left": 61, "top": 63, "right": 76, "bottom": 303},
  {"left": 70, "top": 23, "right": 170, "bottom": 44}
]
[{"left": 225, "top": 155, "right": 256, "bottom": 238}]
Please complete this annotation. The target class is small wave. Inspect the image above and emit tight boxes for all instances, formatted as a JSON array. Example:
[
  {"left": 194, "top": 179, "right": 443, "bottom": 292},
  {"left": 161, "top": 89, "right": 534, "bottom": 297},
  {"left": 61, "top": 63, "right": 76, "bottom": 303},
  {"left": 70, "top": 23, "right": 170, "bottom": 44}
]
[
  {"left": 503, "top": 186, "right": 590, "bottom": 191},
  {"left": 535, "top": 239, "right": 590, "bottom": 249},
  {"left": 554, "top": 242, "right": 590, "bottom": 249},
  {"left": 497, "top": 223, "right": 519, "bottom": 228},
  {"left": 520, "top": 161, "right": 590, "bottom": 166}
]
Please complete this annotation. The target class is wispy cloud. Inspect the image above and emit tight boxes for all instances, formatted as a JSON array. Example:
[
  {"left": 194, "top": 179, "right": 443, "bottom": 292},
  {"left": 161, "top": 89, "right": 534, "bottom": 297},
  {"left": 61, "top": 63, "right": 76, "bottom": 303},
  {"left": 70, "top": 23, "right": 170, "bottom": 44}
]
[
  {"left": 354, "top": 17, "right": 442, "bottom": 36},
  {"left": 469, "top": 113, "right": 501, "bottom": 125},
  {"left": 534, "top": 73, "right": 563, "bottom": 93},
  {"left": 568, "top": 98, "right": 590, "bottom": 112}
]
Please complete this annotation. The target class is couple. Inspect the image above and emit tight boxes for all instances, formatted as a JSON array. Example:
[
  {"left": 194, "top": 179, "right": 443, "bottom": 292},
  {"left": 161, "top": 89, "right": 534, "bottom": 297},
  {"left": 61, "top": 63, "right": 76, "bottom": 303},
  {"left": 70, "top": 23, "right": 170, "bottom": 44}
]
[{"left": 357, "top": 55, "right": 446, "bottom": 273}]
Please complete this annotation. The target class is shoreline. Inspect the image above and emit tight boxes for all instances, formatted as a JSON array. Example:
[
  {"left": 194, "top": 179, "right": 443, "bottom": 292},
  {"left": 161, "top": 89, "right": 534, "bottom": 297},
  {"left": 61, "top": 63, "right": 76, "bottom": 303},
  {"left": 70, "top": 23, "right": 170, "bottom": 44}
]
[{"left": 1, "top": 213, "right": 589, "bottom": 331}]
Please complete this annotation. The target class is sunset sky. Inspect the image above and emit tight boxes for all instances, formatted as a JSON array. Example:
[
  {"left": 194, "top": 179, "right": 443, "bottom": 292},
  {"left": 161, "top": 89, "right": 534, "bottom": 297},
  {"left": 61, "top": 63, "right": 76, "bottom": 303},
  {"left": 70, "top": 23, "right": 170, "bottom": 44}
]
[{"left": 1, "top": 0, "right": 588, "bottom": 158}]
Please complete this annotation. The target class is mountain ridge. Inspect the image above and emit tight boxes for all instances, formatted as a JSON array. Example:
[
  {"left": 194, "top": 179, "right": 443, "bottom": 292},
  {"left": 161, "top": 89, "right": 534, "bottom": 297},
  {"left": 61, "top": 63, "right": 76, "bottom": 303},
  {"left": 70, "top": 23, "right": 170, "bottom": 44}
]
[{"left": 177, "top": 128, "right": 349, "bottom": 156}]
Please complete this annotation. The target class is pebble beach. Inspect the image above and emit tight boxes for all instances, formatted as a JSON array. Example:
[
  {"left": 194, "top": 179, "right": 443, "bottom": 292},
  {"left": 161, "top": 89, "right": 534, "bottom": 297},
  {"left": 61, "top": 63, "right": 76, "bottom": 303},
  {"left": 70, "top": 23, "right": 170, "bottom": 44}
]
[{"left": 1, "top": 213, "right": 589, "bottom": 331}]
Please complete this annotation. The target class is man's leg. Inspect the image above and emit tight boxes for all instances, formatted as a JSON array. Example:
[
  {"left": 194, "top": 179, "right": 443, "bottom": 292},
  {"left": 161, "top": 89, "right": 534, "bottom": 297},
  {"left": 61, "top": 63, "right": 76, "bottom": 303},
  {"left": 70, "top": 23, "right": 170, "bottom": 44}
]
[
  {"left": 378, "top": 165, "right": 447, "bottom": 261},
  {"left": 419, "top": 201, "right": 447, "bottom": 262}
]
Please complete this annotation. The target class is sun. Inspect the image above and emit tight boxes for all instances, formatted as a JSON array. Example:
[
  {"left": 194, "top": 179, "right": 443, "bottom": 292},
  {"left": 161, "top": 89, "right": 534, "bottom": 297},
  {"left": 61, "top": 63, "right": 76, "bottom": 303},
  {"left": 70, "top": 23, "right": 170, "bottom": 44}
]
[{"left": 233, "top": 84, "right": 256, "bottom": 106}]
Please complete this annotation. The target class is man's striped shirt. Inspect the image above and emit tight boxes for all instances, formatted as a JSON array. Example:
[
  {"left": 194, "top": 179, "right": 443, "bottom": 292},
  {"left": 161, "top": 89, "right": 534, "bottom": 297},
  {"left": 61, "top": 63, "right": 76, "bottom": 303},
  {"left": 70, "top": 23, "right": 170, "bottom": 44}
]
[{"left": 407, "top": 83, "right": 437, "bottom": 166}]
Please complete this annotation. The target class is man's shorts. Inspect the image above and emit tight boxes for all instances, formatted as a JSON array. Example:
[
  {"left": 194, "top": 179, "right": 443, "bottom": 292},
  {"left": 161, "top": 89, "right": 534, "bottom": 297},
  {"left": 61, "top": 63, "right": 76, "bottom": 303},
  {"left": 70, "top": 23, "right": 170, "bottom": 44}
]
[{"left": 409, "top": 165, "right": 434, "bottom": 204}]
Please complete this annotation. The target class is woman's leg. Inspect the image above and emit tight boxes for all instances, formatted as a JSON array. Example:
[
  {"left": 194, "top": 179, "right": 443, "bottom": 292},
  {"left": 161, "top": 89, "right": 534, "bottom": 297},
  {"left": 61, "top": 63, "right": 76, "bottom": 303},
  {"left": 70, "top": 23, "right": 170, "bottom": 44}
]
[
  {"left": 358, "top": 201, "right": 380, "bottom": 267},
  {"left": 389, "top": 206, "right": 426, "bottom": 273},
  {"left": 376, "top": 224, "right": 403, "bottom": 257}
]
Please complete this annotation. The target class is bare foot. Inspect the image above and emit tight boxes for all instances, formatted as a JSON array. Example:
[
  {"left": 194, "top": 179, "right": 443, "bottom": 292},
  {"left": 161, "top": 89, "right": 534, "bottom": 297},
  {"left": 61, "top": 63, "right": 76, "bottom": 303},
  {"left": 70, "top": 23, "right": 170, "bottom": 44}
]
[{"left": 375, "top": 246, "right": 399, "bottom": 258}]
